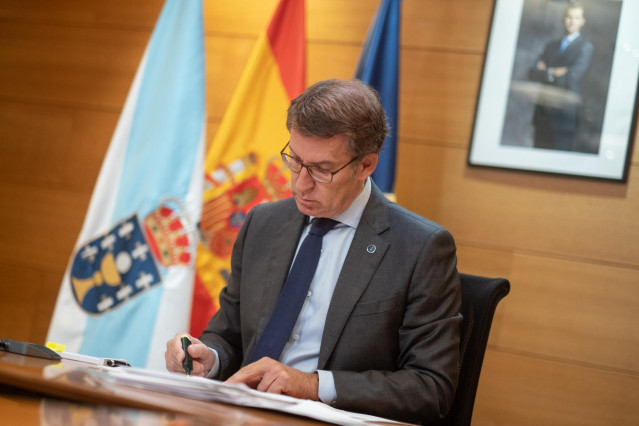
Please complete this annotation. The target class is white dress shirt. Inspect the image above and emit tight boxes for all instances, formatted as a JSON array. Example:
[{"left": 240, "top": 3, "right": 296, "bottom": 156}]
[{"left": 281, "top": 178, "right": 371, "bottom": 403}]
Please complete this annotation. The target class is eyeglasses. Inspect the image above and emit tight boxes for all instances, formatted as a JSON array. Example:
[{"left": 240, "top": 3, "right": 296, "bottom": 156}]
[{"left": 280, "top": 141, "right": 359, "bottom": 184}]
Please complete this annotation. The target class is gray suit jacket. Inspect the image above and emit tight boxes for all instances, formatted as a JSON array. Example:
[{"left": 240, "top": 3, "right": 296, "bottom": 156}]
[{"left": 200, "top": 182, "right": 462, "bottom": 424}]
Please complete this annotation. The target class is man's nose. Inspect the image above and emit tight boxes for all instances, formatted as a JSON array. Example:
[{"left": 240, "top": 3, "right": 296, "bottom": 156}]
[{"left": 295, "top": 166, "right": 315, "bottom": 191}]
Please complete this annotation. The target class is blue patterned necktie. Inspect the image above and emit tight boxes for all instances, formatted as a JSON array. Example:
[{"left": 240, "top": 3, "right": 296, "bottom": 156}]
[
  {"left": 248, "top": 217, "right": 339, "bottom": 363},
  {"left": 560, "top": 37, "right": 569, "bottom": 52}
]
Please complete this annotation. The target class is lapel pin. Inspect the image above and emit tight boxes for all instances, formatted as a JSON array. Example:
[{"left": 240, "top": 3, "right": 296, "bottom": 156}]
[{"left": 366, "top": 244, "right": 376, "bottom": 254}]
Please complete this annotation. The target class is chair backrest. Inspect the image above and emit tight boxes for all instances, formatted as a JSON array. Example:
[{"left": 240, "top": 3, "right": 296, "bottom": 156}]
[{"left": 440, "top": 273, "right": 510, "bottom": 426}]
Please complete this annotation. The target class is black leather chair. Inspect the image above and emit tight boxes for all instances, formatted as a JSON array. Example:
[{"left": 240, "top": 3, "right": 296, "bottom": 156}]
[{"left": 439, "top": 273, "right": 510, "bottom": 426}]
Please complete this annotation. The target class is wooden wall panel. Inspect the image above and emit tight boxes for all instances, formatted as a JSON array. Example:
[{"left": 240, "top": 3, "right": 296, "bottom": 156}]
[
  {"left": 473, "top": 350, "right": 639, "bottom": 426},
  {"left": 308, "top": 42, "right": 361, "bottom": 83},
  {"left": 0, "top": 263, "right": 60, "bottom": 343},
  {"left": 0, "top": 103, "right": 115, "bottom": 189},
  {"left": 0, "top": 23, "right": 145, "bottom": 109},
  {"left": 0, "top": 103, "right": 114, "bottom": 278},
  {"left": 401, "top": 50, "right": 484, "bottom": 145},
  {"left": 0, "top": 0, "right": 163, "bottom": 29},
  {"left": 0, "top": 181, "right": 88, "bottom": 271},
  {"left": 402, "top": 0, "right": 493, "bottom": 52},
  {"left": 458, "top": 245, "right": 639, "bottom": 372},
  {"left": 396, "top": 143, "right": 639, "bottom": 267}
]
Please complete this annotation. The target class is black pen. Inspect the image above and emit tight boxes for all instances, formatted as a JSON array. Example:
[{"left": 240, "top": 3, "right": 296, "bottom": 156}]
[{"left": 181, "top": 335, "right": 192, "bottom": 376}]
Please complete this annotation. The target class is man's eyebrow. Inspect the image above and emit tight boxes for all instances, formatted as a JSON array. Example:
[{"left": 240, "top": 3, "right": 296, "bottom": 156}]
[{"left": 289, "top": 147, "right": 334, "bottom": 168}]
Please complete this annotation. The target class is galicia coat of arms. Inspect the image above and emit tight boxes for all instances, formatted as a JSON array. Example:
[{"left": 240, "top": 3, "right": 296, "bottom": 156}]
[{"left": 70, "top": 202, "right": 194, "bottom": 314}]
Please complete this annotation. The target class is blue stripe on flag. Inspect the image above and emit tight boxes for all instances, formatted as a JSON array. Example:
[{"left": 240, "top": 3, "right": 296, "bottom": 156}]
[
  {"left": 355, "top": 0, "right": 401, "bottom": 194},
  {"left": 79, "top": 0, "right": 205, "bottom": 367}
]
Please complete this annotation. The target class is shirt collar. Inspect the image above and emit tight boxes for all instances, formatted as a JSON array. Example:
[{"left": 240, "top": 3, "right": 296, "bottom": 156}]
[
  {"left": 565, "top": 32, "right": 580, "bottom": 43},
  {"left": 332, "top": 177, "right": 371, "bottom": 228}
]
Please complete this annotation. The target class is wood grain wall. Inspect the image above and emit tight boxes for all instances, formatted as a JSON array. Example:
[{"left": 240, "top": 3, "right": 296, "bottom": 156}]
[{"left": 0, "top": 0, "right": 637, "bottom": 424}]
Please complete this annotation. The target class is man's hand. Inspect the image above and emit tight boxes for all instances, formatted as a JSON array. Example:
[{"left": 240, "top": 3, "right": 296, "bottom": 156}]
[
  {"left": 226, "top": 357, "right": 319, "bottom": 400},
  {"left": 553, "top": 66, "right": 568, "bottom": 77},
  {"left": 165, "top": 333, "right": 215, "bottom": 377}
]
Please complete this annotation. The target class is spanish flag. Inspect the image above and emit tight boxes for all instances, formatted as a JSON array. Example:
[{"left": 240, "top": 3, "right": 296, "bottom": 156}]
[{"left": 190, "top": 0, "right": 306, "bottom": 336}]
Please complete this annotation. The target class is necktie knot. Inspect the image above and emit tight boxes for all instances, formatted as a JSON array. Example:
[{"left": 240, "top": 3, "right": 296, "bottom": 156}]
[{"left": 308, "top": 218, "right": 339, "bottom": 237}]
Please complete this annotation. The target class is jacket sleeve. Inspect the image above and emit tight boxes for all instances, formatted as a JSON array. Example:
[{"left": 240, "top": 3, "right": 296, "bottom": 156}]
[
  {"left": 558, "top": 40, "right": 593, "bottom": 91},
  {"left": 198, "top": 206, "right": 257, "bottom": 379}
]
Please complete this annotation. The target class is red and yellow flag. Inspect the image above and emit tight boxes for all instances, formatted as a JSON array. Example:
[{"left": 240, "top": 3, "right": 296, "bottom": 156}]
[{"left": 190, "top": 0, "right": 306, "bottom": 336}]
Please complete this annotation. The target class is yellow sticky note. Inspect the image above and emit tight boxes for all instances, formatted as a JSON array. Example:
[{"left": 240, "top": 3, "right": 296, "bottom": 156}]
[{"left": 46, "top": 341, "right": 66, "bottom": 353}]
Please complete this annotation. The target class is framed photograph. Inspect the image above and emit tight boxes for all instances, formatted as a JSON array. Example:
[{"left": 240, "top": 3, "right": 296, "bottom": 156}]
[{"left": 469, "top": 0, "right": 639, "bottom": 181}]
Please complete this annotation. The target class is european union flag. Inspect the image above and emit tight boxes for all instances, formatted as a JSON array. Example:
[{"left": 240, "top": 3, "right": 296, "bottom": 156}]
[{"left": 355, "top": 0, "right": 401, "bottom": 194}]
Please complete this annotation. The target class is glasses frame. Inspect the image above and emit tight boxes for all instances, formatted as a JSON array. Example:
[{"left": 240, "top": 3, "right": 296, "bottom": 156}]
[{"left": 280, "top": 141, "right": 359, "bottom": 184}]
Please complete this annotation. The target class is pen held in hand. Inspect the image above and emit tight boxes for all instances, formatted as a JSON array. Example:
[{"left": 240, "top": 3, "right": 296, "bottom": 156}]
[{"left": 181, "top": 335, "right": 192, "bottom": 376}]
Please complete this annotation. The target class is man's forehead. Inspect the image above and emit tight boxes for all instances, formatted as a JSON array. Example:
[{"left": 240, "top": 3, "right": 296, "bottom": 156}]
[
  {"left": 566, "top": 7, "right": 584, "bottom": 17},
  {"left": 289, "top": 135, "right": 349, "bottom": 164},
  {"left": 289, "top": 132, "right": 349, "bottom": 148}
]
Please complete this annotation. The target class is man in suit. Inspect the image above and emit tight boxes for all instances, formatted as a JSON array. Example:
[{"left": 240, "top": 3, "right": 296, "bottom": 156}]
[
  {"left": 165, "top": 79, "right": 462, "bottom": 424},
  {"left": 529, "top": 2, "right": 593, "bottom": 151}
]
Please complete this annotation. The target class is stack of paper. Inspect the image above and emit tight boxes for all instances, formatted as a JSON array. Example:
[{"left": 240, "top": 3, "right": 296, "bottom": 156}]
[{"left": 103, "top": 367, "right": 407, "bottom": 425}]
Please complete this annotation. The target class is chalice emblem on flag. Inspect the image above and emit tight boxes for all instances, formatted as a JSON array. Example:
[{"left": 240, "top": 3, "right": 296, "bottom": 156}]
[{"left": 69, "top": 201, "right": 194, "bottom": 314}]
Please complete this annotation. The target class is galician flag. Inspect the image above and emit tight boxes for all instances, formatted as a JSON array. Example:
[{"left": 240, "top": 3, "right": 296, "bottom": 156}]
[
  {"left": 189, "top": 0, "right": 306, "bottom": 336},
  {"left": 47, "top": 0, "right": 206, "bottom": 370},
  {"left": 355, "top": 0, "right": 401, "bottom": 195}
]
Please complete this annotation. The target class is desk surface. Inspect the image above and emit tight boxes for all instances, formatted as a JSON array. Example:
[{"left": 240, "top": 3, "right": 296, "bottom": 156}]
[
  {"left": 1, "top": 389, "right": 215, "bottom": 426},
  {"left": 0, "top": 352, "right": 323, "bottom": 425}
]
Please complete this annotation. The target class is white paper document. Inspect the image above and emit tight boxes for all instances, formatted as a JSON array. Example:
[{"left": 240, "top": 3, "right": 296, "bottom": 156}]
[{"left": 103, "top": 367, "right": 408, "bottom": 425}]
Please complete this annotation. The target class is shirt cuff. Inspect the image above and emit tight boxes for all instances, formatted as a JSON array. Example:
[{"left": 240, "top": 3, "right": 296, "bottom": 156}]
[
  {"left": 316, "top": 370, "right": 337, "bottom": 405},
  {"left": 205, "top": 347, "right": 220, "bottom": 379},
  {"left": 547, "top": 68, "right": 555, "bottom": 82}
]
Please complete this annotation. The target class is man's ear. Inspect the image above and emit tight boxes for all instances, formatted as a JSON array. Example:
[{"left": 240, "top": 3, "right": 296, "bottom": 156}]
[{"left": 358, "top": 153, "right": 379, "bottom": 180}]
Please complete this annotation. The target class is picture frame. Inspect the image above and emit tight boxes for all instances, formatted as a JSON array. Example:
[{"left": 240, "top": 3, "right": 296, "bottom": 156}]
[{"left": 468, "top": 0, "right": 639, "bottom": 181}]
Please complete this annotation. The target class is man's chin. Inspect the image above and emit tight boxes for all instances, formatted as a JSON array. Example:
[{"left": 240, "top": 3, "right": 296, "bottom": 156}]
[
  {"left": 293, "top": 197, "right": 320, "bottom": 217},
  {"left": 294, "top": 200, "right": 314, "bottom": 216}
]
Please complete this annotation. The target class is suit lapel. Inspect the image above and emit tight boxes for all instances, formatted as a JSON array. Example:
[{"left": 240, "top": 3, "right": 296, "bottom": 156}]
[
  {"left": 563, "top": 36, "right": 583, "bottom": 59},
  {"left": 256, "top": 203, "right": 307, "bottom": 334},
  {"left": 318, "top": 183, "right": 391, "bottom": 369}
]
